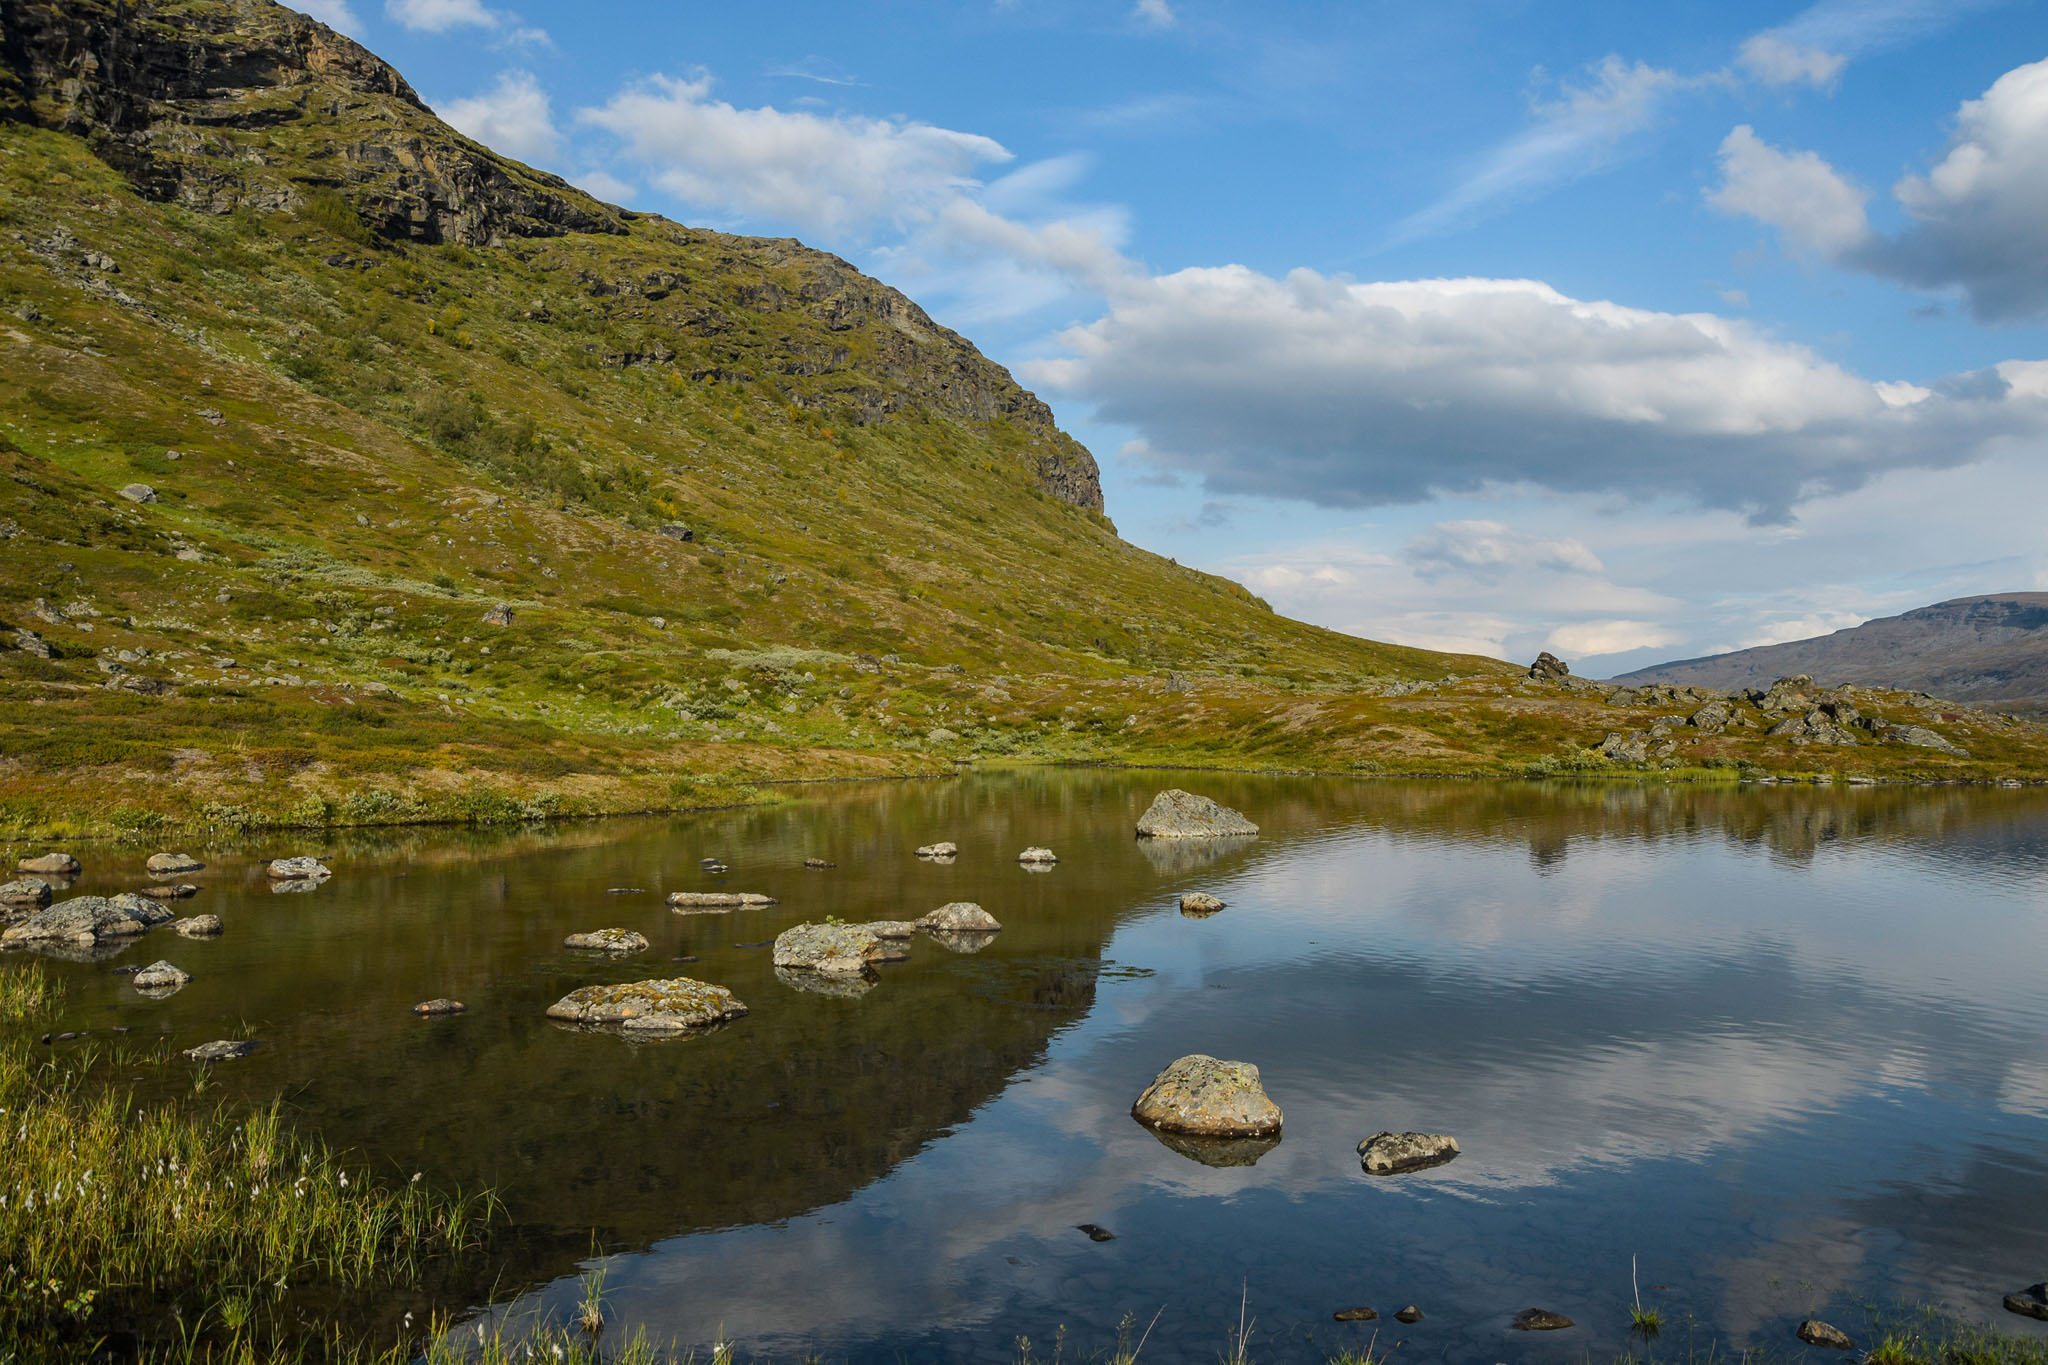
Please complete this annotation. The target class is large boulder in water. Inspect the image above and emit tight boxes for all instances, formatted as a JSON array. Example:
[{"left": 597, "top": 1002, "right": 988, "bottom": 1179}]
[
  {"left": 1, "top": 896, "right": 153, "bottom": 947},
  {"left": 132, "top": 960, "right": 191, "bottom": 993},
  {"left": 16, "top": 852, "right": 79, "bottom": 876},
  {"left": 1131, "top": 1054, "right": 1282, "bottom": 1137},
  {"left": 545, "top": 978, "right": 748, "bottom": 1033},
  {"left": 146, "top": 852, "right": 205, "bottom": 875},
  {"left": 563, "top": 928, "right": 649, "bottom": 953},
  {"left": 109, "top": 892, "right": 176, "bottom": 927},
  {"left": 267, "top": 856, "right": 330, "bottom": 881},
  {"left": 917, "top": 902, "right": 1001, "bottom": 933},
  {"left": 1136, "top": 790, "right": 1259, "bottom": 840},
  {"left": 0, "top": 878, "right": 53, "bottom": 910},
  {"left": 773, "top": 922, "right": 888, "bottom": 974}
]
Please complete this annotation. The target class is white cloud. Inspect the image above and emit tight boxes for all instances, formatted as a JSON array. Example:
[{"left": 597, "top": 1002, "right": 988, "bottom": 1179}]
[
  {"left": 1406, "top": 520, "right": 1604, "bottom": 581},
  {"left": 1546, "top": 620, "right": 1680, "bottom": 657},
  {"left": 1133, "top": 0, "right": 1176, "bottom": 28},
  {"left": 440, "top": 70, "right": 561, "bottom": 164},
  {"left": 1391, "top": 57, "right": 1693, "bottom": 242},
  {"left": 579, "top": 74, "right": 1011, "bottom": 237},
  {"left": 1708, "top": 125, "right": 1870, "bottom": 257},
  {"left": 386, "top": 0, "right": 493, "bottom": 30},
  {"left": 1736, "top": 33, "right": 1846, "bottom": 90},
  {"left": 1030, "top": 269, "right": 2048, "bottom": 520},
  {"left": 573, "top": 168, "right": 637, "bottom": 207},
  {"left": 286, "top": 0, "right": 363, "bottom": 36}
]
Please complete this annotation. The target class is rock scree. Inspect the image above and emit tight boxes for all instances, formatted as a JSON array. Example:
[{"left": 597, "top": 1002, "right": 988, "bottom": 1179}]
[
  {"left": 1130, "top": 1054, "right": 1283, "bottom": 1137},
  {"left": 1358, "top": 1131, "right": 1461, "bottom": 1174},
  {"left": 1135, "top": 789, "right": 1259, "bottom": 839},
  {"left": 545, "top": 978, "right": 748, "bottom": 1033}
]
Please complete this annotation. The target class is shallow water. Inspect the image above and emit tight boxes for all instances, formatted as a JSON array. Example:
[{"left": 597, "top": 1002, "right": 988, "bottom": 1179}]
[{"left": 19, "top": 772, "right": 2048, "bottom": 1362}]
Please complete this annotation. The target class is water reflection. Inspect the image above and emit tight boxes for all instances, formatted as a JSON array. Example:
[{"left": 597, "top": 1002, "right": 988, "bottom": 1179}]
[{"left": 20, "top": 774, "right": 2048, "bottom": 1362}]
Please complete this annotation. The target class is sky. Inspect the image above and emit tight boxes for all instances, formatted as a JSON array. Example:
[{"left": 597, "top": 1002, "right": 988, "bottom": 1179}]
[{"left": 291, "top": 0, "right": 2048, "bottom": 677}]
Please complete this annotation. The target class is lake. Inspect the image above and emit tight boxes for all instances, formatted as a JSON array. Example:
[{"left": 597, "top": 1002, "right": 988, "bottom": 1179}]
[{"left": 20, "top": 771, "right": 2048, "bottom": 1363}]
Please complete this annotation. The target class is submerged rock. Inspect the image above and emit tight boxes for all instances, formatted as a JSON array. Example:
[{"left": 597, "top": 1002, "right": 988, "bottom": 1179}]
[
  {"left": 174, "top": 914, "right": 223, "bottom": 938},
  {"left": 2004, "top": 1285, "right": 2048, "bottom": 1322},
  {"left": 146, "top": 852, "right": 205, "bottom": 875},
  {"left": 1358, "top": 1131, "right": 1461, "bottom": 1175},
  {"left": 267, "top": 856, "right": 330, "bottom": 881},
  {"left": 1180, "top": 892, "right": 1226, "bottom": 916},
  {"left": 1333, "top": 1308, "right": 1378, "bottom": 1323},
  {"left": 1512, "top": 1310, "right": 1575, "bottom": 1332},
  {"left": 0, "top": 878, "right": 53, "bottom": 909},
  {"left": 563, "top": 928, "right": 650, "bottom": 953},
  {"left": 131, "top": 960, "right": 191, "bottom": 992},
  {"left": 1131, "top": 1054, "right": 1283, "bottom": 1137},
  {"left": 17, "top": 852, "right": 80, "bottom": 876},
  {"left": 1017, "top": 846, "right": 1059, "bottom": 865},
  {"left": 1076, "top": 1223, "right": 1117, "bottom": 1242},
  {"left": 185, "top": 1039, "right": 260, "bottom": 1062},
  {"left": 1394, "top": 1307, "right": 1424, "bottom": 1325},
  {"left": 803, "top": 857, "right": 836, "bottom": 869},
  {"left": 412, "top": 998, "right": 466, "bottom": 1016},
  {"left": 666, "top": 891, "right": 777, "bottom": 912},
  {"left": 917, "top": 902, "right": 1001, "bottom": 933},
  {"left": 2, "top": 896, "right": 153, "bottom": 947},
  {"left": 1797, "top": 1320, "right": 1855, "bottom": 1349},
  {"left": 915, "top": 841, "right": 959, "bottom": 859},
  {"left": 773, "top": 922, "right": 888, "bottom": 974},
  {"left": 545, "top": 978, "right": 748, "bottom": 1033},
  {"left": 1136, "top": 790, "right": 1260, "bottom": 839}
]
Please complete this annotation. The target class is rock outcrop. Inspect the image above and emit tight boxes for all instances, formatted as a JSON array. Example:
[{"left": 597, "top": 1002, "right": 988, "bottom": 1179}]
[
  {"left": 545, "top": 978, "right": 747, "bottom": 1033},
  {"left": 1136, "top": 790, "right": 1259, "bottom": 839},
  {"left": 1130, "top": 1054, "right": 1283, "bottom": 1137}
]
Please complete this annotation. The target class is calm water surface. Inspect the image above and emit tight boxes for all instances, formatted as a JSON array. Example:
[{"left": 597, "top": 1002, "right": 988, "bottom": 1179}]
[{"left": 22, "top": 772, "right": 2048, "bottom": 1362}]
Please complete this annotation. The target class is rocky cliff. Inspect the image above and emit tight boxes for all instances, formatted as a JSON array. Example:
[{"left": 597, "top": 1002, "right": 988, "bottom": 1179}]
[{"left": 0, "top": 0, "right": 1104, "bottom": 509}]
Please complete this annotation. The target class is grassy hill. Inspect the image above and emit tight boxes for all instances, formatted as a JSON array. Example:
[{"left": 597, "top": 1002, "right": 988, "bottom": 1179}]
[{"left": 0, "top": 0, "right": 2041, "bottom": 839}]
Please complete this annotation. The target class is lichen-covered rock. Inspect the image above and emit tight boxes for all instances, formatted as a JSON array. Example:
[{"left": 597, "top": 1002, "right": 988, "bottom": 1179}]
[
  {"left": 917, "top": 902, "right": 1001, "bottom": 933},
  {"left": 185, "top": 1039, "right": 260, "bottom": 1062},
  {"left": 1017, "top": 846, "right": 1059, "bottom": 864},
  {"left": 1889, "top": 724, "right": 1965, "bottom": 755},
  {"left": 864, "top": 920, "right": 919, "bottom": 939},
  {"left": 174, "top": 914, "right": 223, "bottom": 938},
  {"left": 413, "top": 998, "right": 466, "bottom": 1016},
  {"left": 545, "top": 978, "right": 748, "bottom": 1033},
  {"left": 1, "top": 896, "right": 153, "bottom": 947},
  {"left": 0, "top": 878, "right": 53, "bottom": 909},
  {"left": 146, "top": 852, "right": 204, "bottom": 875},
  {"left": 915, "top": 841, "right": 958, "bottom": 859},
  {"left": 1358, "top": 1131, "right": 1460, "bottom": 1174},
  {"left": 564, "top": 928, "right": 649, "bottom": 953},
  {"left": 110, "top": 892, "right": 176, "bottom": 927},
  {"left": 1130, "top": 1054, "right": 1282, "bottom": 1137},
  {"left": 1136, "top": 790, "right": 1259, "bottom": 839},
  {"left": 2005, "top": 1285, "right": 2048, "bottom": 1322},
  {"left": 267, "top": 856, "right": 330, "bottom": 880},
  {"left": 16, "top": 852, "right": 79, "bottom": 876},
  {"left": 132, "top": 960, "right": 190, "bottom": 991},
  {"left": 666, "top": 891, "right": 777, "bottom": 912},
  {"left": 773, "top": 922, "right": 887, "bottom": 974},
  {"left": 1180, "top": 892, "right": 1226, "bottom": 916},
  {"left": 1797, "top": 1321, "right": 1855, "bottom": 1349}
]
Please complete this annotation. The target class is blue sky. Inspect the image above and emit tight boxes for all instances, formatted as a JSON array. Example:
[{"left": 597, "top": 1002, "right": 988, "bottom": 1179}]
[{"left": 296, "top": 0, "right": 2048, "bottom": 675}]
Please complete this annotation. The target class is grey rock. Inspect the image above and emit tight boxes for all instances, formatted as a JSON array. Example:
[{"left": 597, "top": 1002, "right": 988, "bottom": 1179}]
[
  {"left": 1359, "top": 1131, "right": 1461, "bottom": 1174},
  {"left": 110, "top": 892, "right": 176, "bottom": 927},
  {"left": 481, "top": 603, "right": 514, "bottom": 626},
  {"left": 136, "top": 884, "right": 200, "bottom": 900},
  {"left": 0, "top": 879, "right": 53, "bottom": 909},
  {"left": 131, "top": 960, "right": 190, "bottom": 991},
  {"left": 11, "top": 628, "right": 53, "bottom": 658},
  {"left": 1797, "top": 1320, "right": 1855, "bottom": 1349},
  {"left": 412, "top": 998, "right": 466, "bottom": 1016},
  {"left": 17, "top": 853, "right": 80, "bottom": 876},
  {"left": 803, "top": 857, "right": 835, "bottom": 869},
  {"left": 917, "top": 901, "right": 1001, "bottom": 933},
  {"left": 1753, "top": 675, "right": 1816, "bottom": 714},
  {"left": 657, "top": 523, "right": 695, "bottom": 542},
  {"left": 773, "top": 922, "right": 888, "bottom": 974},
  {"left": 915, "top": 841, "right": 958, "bottom": 858},
  {"left": 267, "top": 856, "right": 330, "bottom": 880},
  {"left": 1017, "top": 846, "right": 1059, "bottom": 864},
  {"left": 1688, "top": 699, "right": 1735, "bottom": 733},
  {"left": 1180, "top": 892, "right": 1226, "bottom": 916},
  {"left": 184, "top": 1039, "right": 260, "bottom": 1062},
  {"left": 2005, "top": 1285, "right": 2048, "bottom": 1322},
  {"left": 666, "top": 891, "right": 777, "bottom": 912},
  {"left": 1131, "top": 1054, "right": 1283, "bottom": 1137},
  {"left": 864, "top": 920, "right": 919, "bottom": 939},
  {"left": 173, "top": 914, "right": 223, "bottom": 938},
  {"left": 1528, "top": 651, "right": 1571, "bottom": 680},
  {"left": 564, "top": 928, "right": 650, "bottom": 953},
  {"left": 146, "top": 852, "right": 205, "bottom": 875},
  {"left": 1136, "top": 789, "right": 1259, "bottom": 839},
  {"left": 546, "top": 978, "right": 747, "bottom": 1033},
  {"left": 1600, "top": 732, "right": 1652, "bottom": 763},
  {"left": 118, "top": 483, "right": 157, "bottom": 504},
  {"left": 1889, "top": 724, "right": 1965, "bottom": 755},
  {"left": 1394, "top": 1307, "right": 1424, "bottom": 1325},
  {"left": 2, "top": 896, "right": 153, "bottom": 947},
  {"left": 1512, "top": 1309, "right": 1575, "bottom": 1331}
]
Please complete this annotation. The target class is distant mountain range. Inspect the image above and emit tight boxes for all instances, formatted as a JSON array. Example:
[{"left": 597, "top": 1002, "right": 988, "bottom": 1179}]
[{"left": 1616, "top": 594, "right": 2048, "bottom": 712}]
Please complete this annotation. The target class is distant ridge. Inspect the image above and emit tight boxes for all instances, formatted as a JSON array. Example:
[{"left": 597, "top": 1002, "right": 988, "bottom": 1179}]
[{"left": 1616, "top": 594, "right": 2048, "bottom": 712}]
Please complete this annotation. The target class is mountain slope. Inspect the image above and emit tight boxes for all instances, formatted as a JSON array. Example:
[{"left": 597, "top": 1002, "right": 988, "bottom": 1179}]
[
  {"left": 0, "top": 0, "right": 2040, "bottom": 835},
  {"left": 1616, "top": 595, "right": 2048, "bottom": 713}
]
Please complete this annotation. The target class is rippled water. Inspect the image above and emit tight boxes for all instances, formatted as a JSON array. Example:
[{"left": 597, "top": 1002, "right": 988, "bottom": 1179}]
[{"left": 21, "top": 773, "right": 2048, "bottom": 1362}]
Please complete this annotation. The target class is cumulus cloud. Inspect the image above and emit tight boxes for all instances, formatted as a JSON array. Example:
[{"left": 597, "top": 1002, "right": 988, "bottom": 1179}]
[
  {"left": 1547, "top": 620, "right": 1681, "bottom": 657},
  {"left": 1030, "top": 269, "right": 2048, "bottom": 520},
  {"left": 440, "top": 70, "right": 561, "bottom": 164},
  {"left": 578, "top": 74, "right": 1011, "bottom": 237},
  {"left": 386, "top": 0, "right": 492, "bottom": 30},
  {"left": 1405, "top": 520, "right": 1604, "bottom": 581},
  {"left": 1711, "top": 58, "right": 2048, "bottom": 320},
  {"left": 1737, "top": 33, "right": 1846, "bottom": 90},
  {"left": 286, "top": 0, "right": 363, "bottom": 36}
]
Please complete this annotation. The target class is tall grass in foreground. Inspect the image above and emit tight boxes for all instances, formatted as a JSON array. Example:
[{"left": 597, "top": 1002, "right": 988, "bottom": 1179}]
[{"left": 0, "top": 962, "right": 495, "bottom": 1361}]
